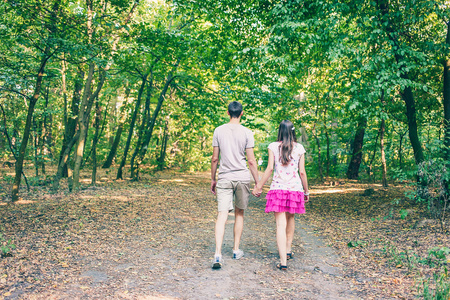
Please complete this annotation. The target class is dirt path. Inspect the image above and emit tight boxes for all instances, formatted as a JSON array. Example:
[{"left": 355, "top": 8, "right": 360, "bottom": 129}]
[
  {"left": 1, "top": 173, "right": 359, "bottom": 299},
  {"left": 197, "top": 196, "right": 359, "bottom": 300}
]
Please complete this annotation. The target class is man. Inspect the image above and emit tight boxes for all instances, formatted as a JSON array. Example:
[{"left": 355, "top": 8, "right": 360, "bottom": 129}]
[{"left": 210, "top": 101, "right": 259, "bottom": 269}]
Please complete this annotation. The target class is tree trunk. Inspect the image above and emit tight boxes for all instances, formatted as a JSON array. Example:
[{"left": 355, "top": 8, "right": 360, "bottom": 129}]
[
  {"left": 367, "top": 129, "right": 380, "bottom": 182},
  {"left": 346, "top": 117, "right": 367, "bottom": 180},
  {"left": 0, "top": 104, "right": 16, "bottom": 158},
  {"left": 131, "top": 72, "right": 154, "bottom": 179},
  {"left": 73, "top": 66, "right": 106, "bottom": 190},
  {"left": 84, "top": 96, "right": 109, "bottom": 166},
  {"left": 397, "top": 130, "right": 409, "bottom": 168},
  {"left": 91, "top": 97, "right": 101, "bottom": 185},
  {"left": 53, "top": 131, "right": 80, "bottom": 191},
  {"left": 32, "top": 116, "right": 45, "bottom": 177},
  {"left": 314, "top": 133, "right": 323, "bottom": 180},
  {"left": 325, "top": 129, "right": 330, "bottom": 178},
  {"left": 1, "top": 104, "right": 29, "bottom": 191},
  {"left": 380, "top": 119, "right": 388, "bottom": 187},
  {"left": 57, "top": 67, "right": 83, "bottom": 178},
  {"left": 158, "top": 118, "right": 169, "bottom": 171},
  {"left": 108, "top": 96, "right": 118, "bottom": 146},
  {"left": 12, "top": 50, "right": 51, "bottom": 201},
  {"left": 72, "top": 62, "right": 95, "bottom": 190},
  {"left": 32, "top": 109, "right": 44, "bottom": 177},
  {"left": 443, "top": 21, "right": 450, "bottom": 163},
  {"left": 102, "top": 124, "right": 123, "bottom": 168},
  {"left": 38, "top": 86, "right": 50, "bottom": 175},
  {"left": 401, "top": 84, "right": 425, "bottom": 164},
  {"left": 117, "top": 74, "right": 148, "bottom": 179},
  {"left": 33, "top": 118, "right": 39, "bottom": 177},
  {"left": 102, "top": 88, "right": 131, "bottom": 168},
  {"left": 71, "top": 0, "right": 95, "bottom": 190},
  {"left": 44, "top": 93, "right": 53, "bottom": 160}
]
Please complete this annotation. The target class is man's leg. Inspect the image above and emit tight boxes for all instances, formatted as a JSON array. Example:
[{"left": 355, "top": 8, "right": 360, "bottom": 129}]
[
  {"left": 232, "top": 181, "right": 250, "bottom": 259},
  {"left": 214, "top": 180, "right": 233, "bottom": 266},
  {"left": 233, "top": 207, "right": 244, "bottom": 251},
  {"left": 215, "top": 210, "right": 229, "bottom": 256}
]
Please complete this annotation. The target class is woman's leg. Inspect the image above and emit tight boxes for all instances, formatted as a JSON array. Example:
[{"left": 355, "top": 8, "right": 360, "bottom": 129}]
[
  {"left": 286, "top": 212, "right": 295, "bottom": 254},
  {"left": 274, "top": 212, "right": 287, "bottom": 266}
]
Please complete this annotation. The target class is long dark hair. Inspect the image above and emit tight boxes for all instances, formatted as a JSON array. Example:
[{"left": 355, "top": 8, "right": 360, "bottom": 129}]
[{"left": 277, "top": 120, "right": 297, "bottom": 165}]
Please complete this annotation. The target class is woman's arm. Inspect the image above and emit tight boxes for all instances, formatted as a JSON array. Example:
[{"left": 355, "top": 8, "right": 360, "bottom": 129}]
[
  {"left": 252, "top": 149, "right": 274, "bottom": 197},
  {"left": 298, "top": 154, "right": 310, "bottom": 201}
]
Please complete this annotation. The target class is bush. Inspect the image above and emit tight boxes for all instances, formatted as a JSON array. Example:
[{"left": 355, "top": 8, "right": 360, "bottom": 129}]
[
  {"left": 409, "top": 159, "right": 450, "bottom": 231},
  {"left": 421, "top": 268, "right": 450, "bottom": 300},
  {"left": 0, "top": 232, "right": 15, "bottom": 258}
]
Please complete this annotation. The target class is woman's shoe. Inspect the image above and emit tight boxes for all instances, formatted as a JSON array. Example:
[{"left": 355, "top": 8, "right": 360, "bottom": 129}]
[
  {"left": 287, "top": 252, "right": 294, "bottom": 260},
  {"left": 276, "top": 263, "right": 287, "bottom": 271}
]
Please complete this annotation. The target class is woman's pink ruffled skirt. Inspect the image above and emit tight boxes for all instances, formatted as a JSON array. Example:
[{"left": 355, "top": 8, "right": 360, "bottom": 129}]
[{"left": 265, "top": 190, "right": 305, "bottom": 214}]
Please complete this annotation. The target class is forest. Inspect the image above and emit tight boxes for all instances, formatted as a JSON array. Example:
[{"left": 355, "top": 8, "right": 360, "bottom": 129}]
[
  {"left": 0, "top": 0, "right": 449, "bottom": 197},
  {"left": 1, "top": 0, "right": 450, "bottom": 298}
]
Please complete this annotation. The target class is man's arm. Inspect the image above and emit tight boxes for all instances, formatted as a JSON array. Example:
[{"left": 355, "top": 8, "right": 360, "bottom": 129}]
[
  {"left": 246, "top": 147, "right": 259, "bottom": 185},
  {"left": 211, "top": 146, "right": 220, "bottom": 195}
]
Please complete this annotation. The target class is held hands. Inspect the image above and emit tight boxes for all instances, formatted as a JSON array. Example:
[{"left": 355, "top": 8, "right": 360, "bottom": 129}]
[{"left": 252, "top": 185, "right": 262, "bottom": 198}]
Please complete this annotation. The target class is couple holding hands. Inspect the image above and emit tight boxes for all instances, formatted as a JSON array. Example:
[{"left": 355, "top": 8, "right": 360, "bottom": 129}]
[{"left": 210, "top": 101, "right": 309, "bottom": 271}]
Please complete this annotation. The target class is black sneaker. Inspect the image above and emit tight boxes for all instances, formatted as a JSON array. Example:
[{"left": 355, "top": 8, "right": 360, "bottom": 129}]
[{"left": 212, "top": 255, "right": 223, "bottom": 269}]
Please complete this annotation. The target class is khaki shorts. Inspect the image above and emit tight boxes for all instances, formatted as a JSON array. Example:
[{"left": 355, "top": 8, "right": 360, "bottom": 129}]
[{"left": 216, "top": 180, "right": 250, "bottom": 212}]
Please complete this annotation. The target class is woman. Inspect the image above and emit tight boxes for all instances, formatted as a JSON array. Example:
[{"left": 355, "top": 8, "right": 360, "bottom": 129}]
[{"left": 252, "top": 120, "right": 310, "bottom": 270}]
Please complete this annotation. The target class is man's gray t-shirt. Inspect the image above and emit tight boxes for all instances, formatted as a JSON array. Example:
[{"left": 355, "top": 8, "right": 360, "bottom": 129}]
[{"left": 212, "top": 123, "right": 254, "bottom": 182}]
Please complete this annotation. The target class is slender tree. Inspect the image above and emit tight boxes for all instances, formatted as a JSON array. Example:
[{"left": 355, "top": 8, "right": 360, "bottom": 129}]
[
  {"left": 102, "top": 88, "right": 131, "bottom": 168},
  {"left": 117, "top": 73, "right": 149, "bottom": 179},
  {"left": 347, "top": 117, "right": 367, "bottom": 179},
  {"left": 443, "top": 21, "right": 450, "bottom": 162}
]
